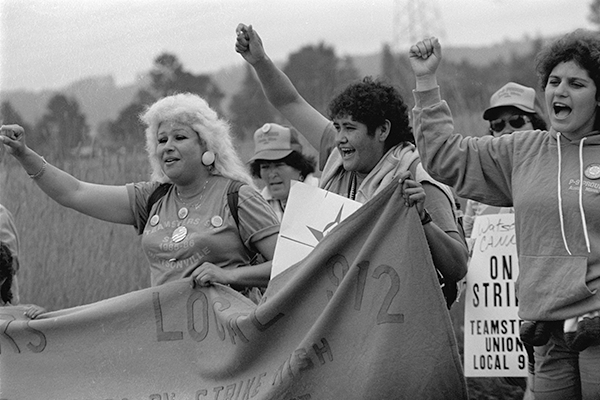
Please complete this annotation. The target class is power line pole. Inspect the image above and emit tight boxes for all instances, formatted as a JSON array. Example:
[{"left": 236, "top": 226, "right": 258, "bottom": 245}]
[{"left": 393, "top": 0, "right": 446, "bottom": 53}]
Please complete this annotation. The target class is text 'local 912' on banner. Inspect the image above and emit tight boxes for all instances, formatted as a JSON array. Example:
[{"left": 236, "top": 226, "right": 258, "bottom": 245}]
[{"left": 0, "top": 182, "right": 467, "bottom": 399}]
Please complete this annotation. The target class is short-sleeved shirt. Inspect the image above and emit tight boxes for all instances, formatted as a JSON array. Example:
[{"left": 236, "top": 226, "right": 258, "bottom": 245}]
[{"left": 127, "top": 176, "right": 279, "bottom": 286}]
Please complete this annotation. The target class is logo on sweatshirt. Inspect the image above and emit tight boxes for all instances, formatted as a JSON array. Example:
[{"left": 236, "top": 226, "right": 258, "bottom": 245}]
[{"left": 584, "top": 164, "right": 600, "bottom": 180}]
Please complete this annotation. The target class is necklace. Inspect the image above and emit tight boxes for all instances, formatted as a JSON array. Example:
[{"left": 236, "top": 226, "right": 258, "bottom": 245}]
[
  {"left": 171, "top": 178, "right": 211, "bottom": 243},
  {"left": 175, "top": 178, "right": 211, "bottom": 219},
  {"left": 348, "top": 172, "right": 357, "bottom": 200}
]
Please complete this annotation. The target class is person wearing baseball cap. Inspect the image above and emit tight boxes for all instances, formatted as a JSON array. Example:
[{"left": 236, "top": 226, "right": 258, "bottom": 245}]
[
  {"left": 464, "top": 82, "right": 548, "bottom": 398},
  {"left": 410, "top": 30, "right": 600, "bottom": 398},
  {"left": 249, "top": 123, "right": 317, "bottom": 220},
  {"left": 482, "top": 82, "right": 547, "bottom": 137},
  {"left": 464, "top": 82, "right": 548, "bottom": 236}
]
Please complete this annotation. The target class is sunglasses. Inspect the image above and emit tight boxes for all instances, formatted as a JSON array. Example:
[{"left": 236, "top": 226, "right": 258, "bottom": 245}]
[{"left": 489, "top": 115, "right": 531, "bottom": 134}]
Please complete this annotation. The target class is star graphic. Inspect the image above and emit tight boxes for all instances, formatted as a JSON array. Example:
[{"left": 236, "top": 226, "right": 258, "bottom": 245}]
[{"left": 307, "top": 205, "right": 345, "bottom": 243}]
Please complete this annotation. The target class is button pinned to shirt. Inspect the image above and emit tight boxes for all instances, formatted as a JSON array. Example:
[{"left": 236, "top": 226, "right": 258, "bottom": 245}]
[
  {"left": 584, "top": 163, "right": 600, "bottom": 180},
  {"left": 211, "top": 215, "right": 223, "bottom": 227}
]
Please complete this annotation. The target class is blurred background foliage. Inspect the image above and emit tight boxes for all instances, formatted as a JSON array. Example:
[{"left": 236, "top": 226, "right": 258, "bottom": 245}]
[{"left": 2, "top": 5, "right": 599, "bottom": 397}]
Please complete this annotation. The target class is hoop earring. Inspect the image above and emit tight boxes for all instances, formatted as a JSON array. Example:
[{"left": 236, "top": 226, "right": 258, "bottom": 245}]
[{"left": 202, "top": 151, "right": 215, "bottom": 166}]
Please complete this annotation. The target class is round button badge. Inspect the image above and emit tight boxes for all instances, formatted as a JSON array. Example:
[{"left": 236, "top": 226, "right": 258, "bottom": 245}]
[
  {"left": 171, "top": 226, "right": 188, "bottom": 243},
  {"left": 211, "top": 215, "right": 223, "bottom": 227},
  {"left": 178, "top": 207, "right": 189, "bottom": 219},
  {"left": 149, "top": 215, "right": 160, "bottom": 226},
  {"left": 584, "top": 164, "right": 600, "bottom": 180}
]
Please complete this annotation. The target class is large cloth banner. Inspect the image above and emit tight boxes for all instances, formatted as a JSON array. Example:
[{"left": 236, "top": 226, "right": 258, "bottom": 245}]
[
  {"left": 464, "top": 213, "right": 527, "bottom": 377},
  {"left": 0, "top": 183, "right": 467, "bottom": 399}
]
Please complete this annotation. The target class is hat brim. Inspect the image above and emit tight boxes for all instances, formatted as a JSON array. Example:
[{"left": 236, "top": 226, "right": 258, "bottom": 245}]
[
  {"left": 483, "top": 104, "right": 536, "bottom": 120},
  {"left": 248, "top": 149, "right": 294, "bottom": 162}
]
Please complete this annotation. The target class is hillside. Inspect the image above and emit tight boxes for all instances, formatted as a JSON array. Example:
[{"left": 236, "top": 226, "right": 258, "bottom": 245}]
[
  {"left": 0, "top": 37, "right": 538, "bottom": 133},
  {"left": 1, "top": 76, "right": 139, "bottom": 136}
]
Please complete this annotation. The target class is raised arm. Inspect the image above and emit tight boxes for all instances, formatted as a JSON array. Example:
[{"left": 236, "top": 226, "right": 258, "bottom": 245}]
[
  {"left": 408, "top": 37, "right": 441, "bottom": 92},
  {"left": 235, "top": 23, "right": 329, "bottom": 151},
  {"left": 0, "top": 125, "right": 134, "bottom": 225}
]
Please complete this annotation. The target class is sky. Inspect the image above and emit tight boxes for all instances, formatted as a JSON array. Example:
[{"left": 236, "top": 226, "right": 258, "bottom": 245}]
[{"left": 0, "top": 0, "right": 596, "bottom": 92}]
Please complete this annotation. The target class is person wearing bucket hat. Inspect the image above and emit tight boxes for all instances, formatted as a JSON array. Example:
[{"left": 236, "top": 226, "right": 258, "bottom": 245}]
[
  {"left": 235, "top": 24, "right": 469, "bottom": 307},
  {"left": 0, "top": 93, "right": 280, "bottom": 296},
  {"left": 248, "top": 123, "right": 318, "bottom": 220},
  {"left": 410, "top": 30, "right": 600, "bottom": 399}
]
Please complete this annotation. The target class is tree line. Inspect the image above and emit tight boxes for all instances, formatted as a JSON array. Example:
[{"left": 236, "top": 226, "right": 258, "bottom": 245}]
[{"left": 3, "top": 2, "right": 599, "bottom": 160}]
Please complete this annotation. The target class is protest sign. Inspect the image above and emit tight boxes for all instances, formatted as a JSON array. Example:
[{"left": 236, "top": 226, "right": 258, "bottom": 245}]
[
  {"left": 464, "top": 213, "right": 527, "bottom": 377},
  {"left": 271, "top": 181, "right": 361, "bottom": 279}
]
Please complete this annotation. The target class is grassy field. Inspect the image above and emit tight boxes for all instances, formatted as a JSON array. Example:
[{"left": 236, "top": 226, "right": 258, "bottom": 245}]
[
  {"left": 0, "top": 114, "right": 526, "bottom": 398},
  {"left": 0, "top": 149, "right": 152, "bottom": 310}
]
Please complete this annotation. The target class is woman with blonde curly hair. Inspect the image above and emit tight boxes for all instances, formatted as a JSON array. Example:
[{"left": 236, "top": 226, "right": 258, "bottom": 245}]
[{"left": 0, "top": 93, "right": 279, "bottom": 293}]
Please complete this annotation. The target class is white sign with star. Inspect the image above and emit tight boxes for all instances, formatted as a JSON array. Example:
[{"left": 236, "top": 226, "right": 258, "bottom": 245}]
[{"left": 270, "top": 181, "right": 362, "bottom": 279}]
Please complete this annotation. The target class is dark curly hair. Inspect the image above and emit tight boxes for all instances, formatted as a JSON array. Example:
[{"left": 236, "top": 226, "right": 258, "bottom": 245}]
[
  {"left": 0, "top": 242, "right": 15, "bottom": 304},
  {"left": 327, "top": 77, "right": 414, "bottom": 151},
  {"left": 250, "top": 151, "right": 316, "bottom": 180},
  {"left": 535, "top": 29, "right": 600, "bottom": 129},
  {"left": 528, "top": 112, "right": 548, "bottom": 130}
]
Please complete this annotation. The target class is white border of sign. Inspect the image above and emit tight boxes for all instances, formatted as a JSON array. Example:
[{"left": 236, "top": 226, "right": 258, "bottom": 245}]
[
  {"left": 270, "top": 181, "right": 362, "bottom": 279},
  {"left": 464, "top": 213, "right": 528, "bottom": 377}
]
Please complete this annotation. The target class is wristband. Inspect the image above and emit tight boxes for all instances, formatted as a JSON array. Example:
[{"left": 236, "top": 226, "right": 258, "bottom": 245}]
[
  {"left": 420, "top": 209, "right": 433, "bottom": 225},
  {"left": 29, "top": 156, "right": 47, "bottom": 180}
]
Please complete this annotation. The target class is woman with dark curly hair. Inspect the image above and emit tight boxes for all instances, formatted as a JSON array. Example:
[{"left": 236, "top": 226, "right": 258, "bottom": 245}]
[
  {"left": 410, "top": 29, "right": 600, "bottom": 399},
  {"left": 236, "top": 24, "right": 468, "bottom": 307},
  {"left": 248, "top": 123, "right": 318, "bottom": 220},
  {"left": 0, "top": 204, "right": 20, "bottom": 304},
  {"left": 0, "top": 241, "right": 15, "bottom": 305}
]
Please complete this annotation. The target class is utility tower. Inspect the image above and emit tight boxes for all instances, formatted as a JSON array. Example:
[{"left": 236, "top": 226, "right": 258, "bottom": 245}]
[{"left": 393, "top": 0, "right": 446, "bottom": 53}]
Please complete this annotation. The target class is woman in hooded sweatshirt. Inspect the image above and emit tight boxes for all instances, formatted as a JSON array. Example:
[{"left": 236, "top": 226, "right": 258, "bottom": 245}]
[{"left": 409, "top": 30, "right": 600, "bottom": 399}]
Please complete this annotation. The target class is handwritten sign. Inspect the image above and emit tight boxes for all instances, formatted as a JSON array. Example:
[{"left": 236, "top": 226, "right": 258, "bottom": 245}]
[{"left": 464, "top": 213, "right": 527, "bottom": 377}]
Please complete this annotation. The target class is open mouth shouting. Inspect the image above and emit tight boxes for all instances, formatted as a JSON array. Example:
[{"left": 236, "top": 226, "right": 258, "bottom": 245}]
[{"left": 553, "top": 102, "right": 572, "bottom": 120}]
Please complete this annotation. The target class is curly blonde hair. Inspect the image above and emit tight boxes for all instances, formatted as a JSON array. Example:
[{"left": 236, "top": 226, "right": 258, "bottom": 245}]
[{"left": 139, "top": 93, "right": 254, "bottom": 186}]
